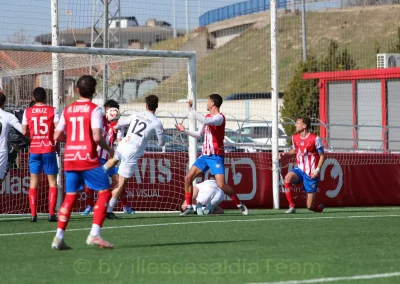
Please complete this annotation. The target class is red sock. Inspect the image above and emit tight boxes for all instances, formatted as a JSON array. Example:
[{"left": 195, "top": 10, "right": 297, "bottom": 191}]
[
  {"left": 284, "top": 182, "right": 295, "bottom": 208},
  {"left": 93, "top": 190, "right": 112, "bottom": 227},
  {"left": 185, "top": 192, "right": 193, "bottom": 206},
  {"left": 85, "top": 185, "right": 94, "bottom": 207},
  {"left": 49, "top": 187, "right": 58, "bottom": 215},
  {"left": 57, "top": 194, "right": 78, "bottom": 231},
  {"left": 28, "top": 188, "right": 37, "bottom": 217},
  {"left": 230, "top": 193, "right": 241, "bottom": 206},
  {"left": 119, "top": 188, "right": 127, "bottom": 207}
]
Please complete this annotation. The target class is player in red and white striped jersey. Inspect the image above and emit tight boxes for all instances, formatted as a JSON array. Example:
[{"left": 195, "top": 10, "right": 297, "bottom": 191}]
[
  {"left": 279, "top": 116, "right": 326, "bottom": 213},
  {"left": 22, "top": 88, "right": 60, "bottom": 223},
  {"left": 176, "top": 94, "right": 248, "bottom": 216},
  {"left": 81, "top": 99, "right": 135, "bottom": 216}
]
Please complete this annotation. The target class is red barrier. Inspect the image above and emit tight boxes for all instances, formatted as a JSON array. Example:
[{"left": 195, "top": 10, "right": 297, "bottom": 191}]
[{"left": 1, "top": 152, "right": 400, "bottom": 214}]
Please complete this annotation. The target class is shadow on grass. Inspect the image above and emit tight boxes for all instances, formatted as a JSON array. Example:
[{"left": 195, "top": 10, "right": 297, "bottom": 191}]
[{"left": 117, "top": 239, "right": 256, "bottom": 249}]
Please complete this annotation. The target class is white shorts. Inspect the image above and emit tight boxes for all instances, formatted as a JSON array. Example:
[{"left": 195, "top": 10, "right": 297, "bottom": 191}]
[
  {"left": 196, "top": 180, "right": 224, "bottom": 207},
  {"left": 0, "top": 153, "right": 8, "bottom": 180},
  {"left": 115, "top": 143, "right": 139, "bottom": 179}
]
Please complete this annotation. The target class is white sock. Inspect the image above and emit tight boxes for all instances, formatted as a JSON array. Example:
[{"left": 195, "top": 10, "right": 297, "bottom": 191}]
[
  {"left": 55, "top": 228, "right": 64, "bottom": 239},
  {"left": 90, "top": 224, "right": 101, "bottom": 237},
  {"left": 107, "top": 197, "right": 117, "bottom": 213}
]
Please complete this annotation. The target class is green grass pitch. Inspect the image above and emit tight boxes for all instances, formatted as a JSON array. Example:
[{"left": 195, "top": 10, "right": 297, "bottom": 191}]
[{"left": 1, "top": 208, "right": 400, "bottom": 284}]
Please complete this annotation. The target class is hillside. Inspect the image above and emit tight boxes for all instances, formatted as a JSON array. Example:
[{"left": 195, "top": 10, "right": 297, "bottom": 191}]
[{"left": 152, "top": 5, "right": 400, "bottom": 100}]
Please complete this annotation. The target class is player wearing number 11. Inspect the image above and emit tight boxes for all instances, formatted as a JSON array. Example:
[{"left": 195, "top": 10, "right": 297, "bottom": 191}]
[{"left": 22, "top": 87, "right": 60, "bottom": 223}]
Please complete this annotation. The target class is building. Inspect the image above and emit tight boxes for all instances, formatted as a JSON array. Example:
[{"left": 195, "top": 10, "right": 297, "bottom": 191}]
[{"left": 35, "top": 16, "right": 185, "bottom": 49}]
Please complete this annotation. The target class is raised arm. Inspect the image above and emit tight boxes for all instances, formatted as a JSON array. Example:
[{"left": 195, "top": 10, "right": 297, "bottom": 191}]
[
  {"left": 154, "top": 122, "right": 165, "bottom": 147},
  {"left": 175, "top": 123, "right": 204, "bottom": 139},
  {"left": 189, "top": 108, "right": 224, "bottom": 126},
  {"left": 54, "top": 111, "right": 66, "bottom": 142},
  {"left": 115, "top": 115, "right": 132, "bottom": 130}
]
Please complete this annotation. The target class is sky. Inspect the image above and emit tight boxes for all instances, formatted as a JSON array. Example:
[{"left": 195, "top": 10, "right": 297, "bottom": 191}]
[{"left": 0, "top": 0, "right": 249, "bottom": 43}]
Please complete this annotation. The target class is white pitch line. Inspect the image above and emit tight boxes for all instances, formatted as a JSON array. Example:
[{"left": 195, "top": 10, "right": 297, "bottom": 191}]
[
  {"left": 0, "top": 213, "right": 400, "bottom": 237},
  {"left": 247, "top": 271, "right": 400, "bottom": 284}
]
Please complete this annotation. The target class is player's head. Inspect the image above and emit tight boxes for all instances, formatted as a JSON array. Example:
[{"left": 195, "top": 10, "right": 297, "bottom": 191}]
[
  {"left": 179, "top": 199, "right": 187, "bottom": 212},
  {"left": 104, "top": 99, "right": 120, "bottom": 110},
  {"left": 33, "top": 87, "right": 46, "bottom": 103},
  {"left": 76, "top": 75, "right": 97, "bottom": 99},
  {"left": 208, "top": 93, "right": 223, "bottom": 111},
  {"left": 0, "top": 92, "right": 6, "bottom": 109},
  {"left": 145, "top": 94, "right": 159, "bottom": 112},
  {"left": 295, "top": 116, "right": 311, "bottom": 133}
]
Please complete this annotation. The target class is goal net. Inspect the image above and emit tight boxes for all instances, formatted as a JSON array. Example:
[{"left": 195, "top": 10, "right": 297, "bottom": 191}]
[{"left": 0, "top": 45, "right": 196, "bottom": 214}]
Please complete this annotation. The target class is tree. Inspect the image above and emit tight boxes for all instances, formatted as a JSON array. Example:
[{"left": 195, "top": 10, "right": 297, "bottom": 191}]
[
  {"left": 7, "top": 29, "right": 32, "bottom": 44},
  {"left": 281, "top": 40, "right": 357, "bottom": 139}
]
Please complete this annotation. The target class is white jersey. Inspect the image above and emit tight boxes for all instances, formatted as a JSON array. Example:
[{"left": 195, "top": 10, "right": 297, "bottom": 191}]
[
  {"left": 195, "top": 179, "right": 225, "bottom": 207},
  {"left": 116, "top": 111, "right": 165, "bottom": 157},
  {"left": 0, "top": 109, "right": 23, "bottom": 153}
]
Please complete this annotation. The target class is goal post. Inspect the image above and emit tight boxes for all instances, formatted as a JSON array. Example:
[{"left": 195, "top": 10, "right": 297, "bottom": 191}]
[{"left": 0, "top": 43, "right": 197, "bottom": 213}]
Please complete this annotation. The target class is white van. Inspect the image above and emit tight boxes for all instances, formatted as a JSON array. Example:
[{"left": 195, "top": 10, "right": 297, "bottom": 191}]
[{"left": 236, "top": 123, "right": 288, "bottom": 149}]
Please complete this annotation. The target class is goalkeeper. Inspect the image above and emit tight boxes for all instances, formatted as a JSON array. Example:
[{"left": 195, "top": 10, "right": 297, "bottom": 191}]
[{"left": 180, "top": 179, "right": 225, "bottom": 215}]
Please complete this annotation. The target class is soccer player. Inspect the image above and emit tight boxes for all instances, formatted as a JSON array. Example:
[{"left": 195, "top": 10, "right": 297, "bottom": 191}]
[
  {"left": 279, "top": 116, "right": 326, "bottom": 214},
  {"left": 81, "top": 99, "right": 135, "bottom": 216},
  {"left": 22, "top": 87, "right": 60, "bottom": 223},
  {"left": 51, "top": 75, "right": 114, "bottom": 250},
  {"left": 176, "top": 94, "right": 248, "bottom": 216},
  {"left": 0, "top": 93, "right": 23, "bottom": 182},
  {"left": 102, "top": 94, "right": 165, "bottom": 218},
  {"left": 180, "top": 179, "right": 225, "bottom": 215}
]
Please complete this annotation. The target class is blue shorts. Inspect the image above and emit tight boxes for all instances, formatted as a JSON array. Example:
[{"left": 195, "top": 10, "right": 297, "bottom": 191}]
[
  {"left": 99, "top": 158, "right": 118, "bottom": 177},
  {"left": 65, "top": 166, "right": 110, "bottom": 193},
  {"left": 290, "top": 168, "right": 318, "bottom": 193},
  {"left": 29, "top": 152, "right": 58, "bottom": 175},
  {"left": 193, "top": 155, "right": 225, "bottom": 175}
]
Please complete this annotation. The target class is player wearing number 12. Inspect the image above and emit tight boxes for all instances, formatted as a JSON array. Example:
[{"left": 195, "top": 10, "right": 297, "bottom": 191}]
[
  {"left": 51, "top": 75, "right": 114, "bottom": 250},
  {"left": 22, "top": 87, "right": 60, "bottom": 223},
  {"left": 103, "top": 95, "right": 165, "bottom": 216}
]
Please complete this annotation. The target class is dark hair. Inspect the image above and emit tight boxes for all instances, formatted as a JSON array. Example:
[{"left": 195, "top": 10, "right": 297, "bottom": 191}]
[
  {"left": 0, "top": 92, "right": 6, "bottom": 107},
  {"left": 77, "top": 75, "right": 97, "bottom": 98},
  {"left": 33, "top": 87, "right": 46, "bottom": 103},
  {"left": 104, "top": 99, "right": 120, "bottom": 110},
  {"left": 209, "top": 93, "right": 223, "bottom": 108},
  {"left": 297, "top": 116, "right": 311, "bottom": 130},
  {"left": 145, "top": 94, "right": 159, "bottom": 111}
]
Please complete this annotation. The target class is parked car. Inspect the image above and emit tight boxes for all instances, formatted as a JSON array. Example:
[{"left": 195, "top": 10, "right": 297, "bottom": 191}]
[
  {"left": 224, "top": 129, "right": 257, "bottom": 153},
  {"left": 236, "top": 123, "right": 288, "bottom": 150}
]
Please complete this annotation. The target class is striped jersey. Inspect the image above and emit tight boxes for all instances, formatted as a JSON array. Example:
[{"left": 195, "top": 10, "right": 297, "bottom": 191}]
[{"left": 292, "top": 132, "right": 324, "bottom": 176}]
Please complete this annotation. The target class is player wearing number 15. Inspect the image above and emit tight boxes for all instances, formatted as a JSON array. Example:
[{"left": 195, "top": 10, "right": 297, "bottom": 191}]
[
  {"left": 51, "top": 75, "right": 114, "bottom": 250},
  {"left": 22, "top": 87, "right": 60, "bottom": 223}
]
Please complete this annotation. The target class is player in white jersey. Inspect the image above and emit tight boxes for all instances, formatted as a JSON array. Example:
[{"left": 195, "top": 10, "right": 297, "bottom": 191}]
[
  {"left": 0, "top": 93, "right": 23, "bottom": 181},
  {"left": 180, "top": 180, "right": 225, "bottom": 215},
  {"left": 103, "top": 95, "right": 165, "bottom": 217}
]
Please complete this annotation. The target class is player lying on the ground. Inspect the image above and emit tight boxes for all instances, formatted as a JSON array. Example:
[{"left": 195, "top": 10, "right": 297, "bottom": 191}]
[
  {"left": 279, "top": 116, "right": 326, "bottom": 214},
  {"left": 102, "top": 95, "right": 165, "bottom": 219},
  {"left": 81, "top": 99, "right": 135, "bottom": 216},
  {"left": 180, "top": 179, "right": 225, "bottom": 215},
  {"left": 176, "top": 94, "right": 248, "bottom": 216}
]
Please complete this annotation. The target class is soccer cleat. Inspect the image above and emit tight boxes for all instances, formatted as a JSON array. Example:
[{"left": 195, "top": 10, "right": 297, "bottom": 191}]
[
  {"left": 106, "top": 212, "right": 118, "bottom": 219},
  {"left": 86, "top": 235, "right": 114, "bottom": 248},
  {"left": 285, "top": 206, "right": 296, "bottom": 214},
  {"left": 123, "top": 206, "right": 135, "bottom": 214},
  {"left": 81, "top": 205, "right": 93, "bottom": 215},
  {"left": 48, "top": 214, "right": 58, "bottom": 222},
  {"left": 315, "top": 204, "right": 324, "bottom": 213},
  {"left": 51, "top": 237, "right": 71, "bottom": 250},
  {"left": 30, "top": 216, "right": 37, "bottom": 222},
  {"left": 196, "top": 202, "right": 204, "bottom": 216},
  {"left": 180, "top": 206, "right": 194, "bottom": 216},
  {"left": 203, "top": 203, "right": 216, "bottom": 215},
  {"left": 238, "top": 204, "right": 249, "bottom": 215}
]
